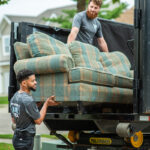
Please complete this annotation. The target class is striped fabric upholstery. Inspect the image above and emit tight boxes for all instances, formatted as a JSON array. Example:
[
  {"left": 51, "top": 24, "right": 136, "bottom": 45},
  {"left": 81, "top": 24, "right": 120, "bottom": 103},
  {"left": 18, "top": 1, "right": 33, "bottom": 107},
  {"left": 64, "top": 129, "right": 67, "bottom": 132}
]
[
  {"left": 14, "top": 54, "right": 75, "bottom": 75},
  {"left": 69, "top": 67, "right": 133, "bottom": 89},
  {"left": 115, "top": 75, "right": 133, "bottom": 89},
  {"left": 31, "top": 73, "right": 133, "bottom": 104},
  {"left": 99, "top": 51, "right": 132, "bottom": 77},
  {"left": 68, "top": 41, "right": 103, "bottom": 70},
  {"left": 69, "top": 67, "right": 115, "bottom": 87},
  {"left": 13, "top": 35, "right": 133, "bottom": 104},
  {"left": 14, "top": 42, "right": 31, "bottom": 60},
  {"left": 27, "top": 31, "right": 71, "bottom": 57}
]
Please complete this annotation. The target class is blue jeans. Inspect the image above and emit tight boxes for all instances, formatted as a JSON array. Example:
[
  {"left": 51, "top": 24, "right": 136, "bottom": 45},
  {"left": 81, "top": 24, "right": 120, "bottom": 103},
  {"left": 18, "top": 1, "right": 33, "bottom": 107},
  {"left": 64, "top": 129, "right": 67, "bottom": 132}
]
[{"left": 12, "top": 131, "right": 35, "bottom": 150}]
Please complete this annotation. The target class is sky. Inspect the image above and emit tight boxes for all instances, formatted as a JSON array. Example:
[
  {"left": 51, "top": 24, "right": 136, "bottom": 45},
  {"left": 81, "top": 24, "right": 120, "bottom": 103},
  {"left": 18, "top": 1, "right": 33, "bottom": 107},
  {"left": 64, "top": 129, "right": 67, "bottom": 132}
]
[
  {"left": 0, "top": 0, "right": 76, "bottom": 21},
  {"left": 0, "top": 0, "right": 134, "bottom": 22}
]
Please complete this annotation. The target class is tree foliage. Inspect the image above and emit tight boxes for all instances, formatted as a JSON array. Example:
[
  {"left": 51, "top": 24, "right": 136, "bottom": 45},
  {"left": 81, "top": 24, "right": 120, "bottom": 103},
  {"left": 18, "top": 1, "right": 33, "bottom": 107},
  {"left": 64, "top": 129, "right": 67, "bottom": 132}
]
[
  {"left": 44, "top": 0, "right": 128, "bottom": 29},
  {"left": 43, "top": 9, "right": 77, "bottom": 29},
  {"left": 98, "top": 3, "right": 127, "bottom": 19},
  {"left": 0, "top": 0, "right": 10, "bottom": 5}
]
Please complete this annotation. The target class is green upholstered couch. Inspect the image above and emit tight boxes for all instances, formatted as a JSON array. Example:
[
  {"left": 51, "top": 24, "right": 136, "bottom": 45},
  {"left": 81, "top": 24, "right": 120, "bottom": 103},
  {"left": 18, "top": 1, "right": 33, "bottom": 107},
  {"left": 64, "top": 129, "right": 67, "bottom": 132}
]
[{"left": 14, "top": 32, "right": 133, "bottom": 104}]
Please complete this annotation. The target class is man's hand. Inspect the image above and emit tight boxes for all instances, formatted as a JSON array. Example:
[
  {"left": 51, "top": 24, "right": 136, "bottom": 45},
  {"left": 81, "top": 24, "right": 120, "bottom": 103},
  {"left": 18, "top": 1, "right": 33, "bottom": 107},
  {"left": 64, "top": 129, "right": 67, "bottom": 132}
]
[
  {"left": 46, "top": 96, "right": 59, "bottom": 106},
  {"left": 35, "top": 96, "right": 59, "bottom": 125}
]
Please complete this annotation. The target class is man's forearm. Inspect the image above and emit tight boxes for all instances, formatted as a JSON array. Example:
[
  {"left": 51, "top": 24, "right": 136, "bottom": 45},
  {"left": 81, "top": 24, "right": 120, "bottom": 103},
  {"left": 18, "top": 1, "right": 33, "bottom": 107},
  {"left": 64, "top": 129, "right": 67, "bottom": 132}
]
[
  {"left": 35, "top": 96, "right": 58, "bottom": 125},
  {"left": 98, "top": 38, "right": 109, "bottom": 52},
  {"left": 67, "top": 33, "right": 76, "bottom": 44},
  {"left": 35, "top": 101, "right": 48, "bottom": 125},
  {"left": 67, "top": 27, "right": 79, "bottom": 44},
  {"left": 100, "top": 42, "right": 109, "bottom": 52}
]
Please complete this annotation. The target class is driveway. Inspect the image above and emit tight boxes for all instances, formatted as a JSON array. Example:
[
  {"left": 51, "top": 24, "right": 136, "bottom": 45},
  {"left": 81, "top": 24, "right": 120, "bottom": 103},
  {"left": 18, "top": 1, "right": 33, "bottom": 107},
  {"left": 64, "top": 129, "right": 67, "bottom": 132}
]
[{"left": 0, "top": 104, "right": 50, "bottom": 135}]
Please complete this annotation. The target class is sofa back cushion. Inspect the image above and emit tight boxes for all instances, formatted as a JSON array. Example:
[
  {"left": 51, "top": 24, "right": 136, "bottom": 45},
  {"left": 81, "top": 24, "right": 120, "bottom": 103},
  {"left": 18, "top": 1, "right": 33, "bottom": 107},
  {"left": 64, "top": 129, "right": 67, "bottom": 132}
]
[
  {"left": 27, "top": 32, "right": 71, "bottom": 57},
  {"left": 100, "top": 51, "right": 132, "bottom": 77},
  {"left": 14, "top": 42, "right": 31, "bottom": 60},
  {"left": 68, "top": 41, "right": 103, "bottom": 70}
]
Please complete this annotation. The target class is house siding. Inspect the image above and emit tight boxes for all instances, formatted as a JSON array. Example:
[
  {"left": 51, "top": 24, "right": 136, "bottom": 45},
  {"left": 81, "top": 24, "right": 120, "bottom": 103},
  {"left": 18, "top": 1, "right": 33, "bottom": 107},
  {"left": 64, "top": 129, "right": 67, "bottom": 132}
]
[
  {"left": 0, "top": 66, "right": 9, "bottom": 95},
  {"left": 0, "top": 22, "right": 11, "bottom": 62}
]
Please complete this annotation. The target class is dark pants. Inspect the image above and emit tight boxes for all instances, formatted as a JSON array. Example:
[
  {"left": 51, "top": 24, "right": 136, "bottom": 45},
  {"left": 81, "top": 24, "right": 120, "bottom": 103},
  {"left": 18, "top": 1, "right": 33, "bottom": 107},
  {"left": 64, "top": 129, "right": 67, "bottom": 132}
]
[{"left": 12, "top": 131, "right": 35, "bottom": 150}]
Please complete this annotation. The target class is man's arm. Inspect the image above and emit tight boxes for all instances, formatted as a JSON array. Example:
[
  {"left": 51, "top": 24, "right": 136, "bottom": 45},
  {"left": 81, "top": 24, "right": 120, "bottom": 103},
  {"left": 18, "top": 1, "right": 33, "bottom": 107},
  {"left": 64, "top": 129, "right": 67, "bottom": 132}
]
[
  {"left": 11, "top": 117, "right": 16, "bottom": 131},
  {"left": 11, "top": 117, "right": 15, "bottom": 124},
  {"left": 34, "top": 96, "right": 58, "bottom": 125},
  {"left": 97, "top": 37, "right": 109, "bottom": 52},
  {"left": 67, "top": 27, "right": 79, "bottom": 44}
]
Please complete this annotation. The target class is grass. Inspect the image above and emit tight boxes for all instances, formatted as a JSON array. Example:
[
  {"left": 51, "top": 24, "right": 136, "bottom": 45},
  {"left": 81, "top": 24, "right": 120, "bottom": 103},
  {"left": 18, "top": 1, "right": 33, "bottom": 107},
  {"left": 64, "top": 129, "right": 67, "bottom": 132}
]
[
  {"left": 0, "top": 97, "right": 8, "bottom": 104},
  {"left": 0, "top": 134, "right": 67, "bottom": 140},
  {"left": 0, "top": 134, "right": 13, "bottom": 139},
  {"left": 41, "top": 134, "right": 58, "bottom": 139},
  {"left": 41, "top": 134, "right": 67, "bottom": 139},
  {"left": 0, "top": 143, "right": 14, "bottom": 150},
  {"left": 0, "top": 134, "right": 68, "bottom": 150}
]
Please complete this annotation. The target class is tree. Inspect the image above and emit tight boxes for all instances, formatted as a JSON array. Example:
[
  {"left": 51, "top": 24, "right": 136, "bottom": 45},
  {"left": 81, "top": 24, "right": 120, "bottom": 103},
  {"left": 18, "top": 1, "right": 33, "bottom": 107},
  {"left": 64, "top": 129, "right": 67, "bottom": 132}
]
[
  {"left": 0, "top": 0, "right": 10, "bottom": 5},
  {"left": 77, "top": 0, "right": 86, "bottom": 12},
  {"left": 75, "top": 0, "right": 121, "bottom": 12},
  {"left": 43, "top": 0, "right": 128, "bottom": 29}
]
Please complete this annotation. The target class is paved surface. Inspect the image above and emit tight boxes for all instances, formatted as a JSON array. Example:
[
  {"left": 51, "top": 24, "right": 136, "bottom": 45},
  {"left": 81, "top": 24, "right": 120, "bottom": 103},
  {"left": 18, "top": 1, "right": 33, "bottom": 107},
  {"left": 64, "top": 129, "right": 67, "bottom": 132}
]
[
  {"left": 0, "top": 104, "right": 67, "bottom": 150},
  {"left": 0, "top": 104, "right": 50, "bottom": 135},
  {"left": 0, "top": 137, "right": 61, "bottom": 144},
  {"left": 0, "top": 104, "right": 58, "bottom": 145}
]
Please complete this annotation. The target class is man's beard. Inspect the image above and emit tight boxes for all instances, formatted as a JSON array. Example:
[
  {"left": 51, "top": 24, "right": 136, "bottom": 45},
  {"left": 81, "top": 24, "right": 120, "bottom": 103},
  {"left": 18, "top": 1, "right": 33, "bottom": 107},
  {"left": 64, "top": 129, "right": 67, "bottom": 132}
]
[
  {"left": 86, "top": 10, "right": 98, "bottom": 19},
  {"left": 29, "top": 86, "right": 36, "bottom": 91}
]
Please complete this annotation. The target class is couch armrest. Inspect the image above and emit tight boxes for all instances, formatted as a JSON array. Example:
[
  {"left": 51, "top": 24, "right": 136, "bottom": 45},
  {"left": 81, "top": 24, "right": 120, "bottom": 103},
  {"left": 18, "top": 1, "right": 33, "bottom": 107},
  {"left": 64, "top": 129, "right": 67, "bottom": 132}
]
[{"left": 14, "top": 54, "right": 75, "bottom": 75}]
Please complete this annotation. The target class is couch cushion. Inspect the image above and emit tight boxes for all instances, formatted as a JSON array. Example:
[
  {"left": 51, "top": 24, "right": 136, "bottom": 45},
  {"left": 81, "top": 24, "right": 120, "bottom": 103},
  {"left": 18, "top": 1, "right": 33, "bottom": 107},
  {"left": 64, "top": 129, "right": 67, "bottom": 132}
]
[
  {"left": 32, "top": 73, "right": 133, "bottom": 104},
  {"left": 14, "top": 54, "right": 74, "bottom": 75},
  {"left": 69, "top": 67, "right": 133, "bottom": 88},
  {"left": 115, "top": 75, "right": 133, "bottom": 89},
  {"left": 68, "top": 41, "right": 103, "bottom": 70},
  {"left": 69, "top": 67, "right": 114, "bottom": 87},
  {"left": 14, "top": 42, "right": 31, "bottom": 60},
  {"left": 99, "top": 51, "right": 132, "bottom": 77},
  {"left": 27, "top": 31, "right": 71, "bottom": 57}
]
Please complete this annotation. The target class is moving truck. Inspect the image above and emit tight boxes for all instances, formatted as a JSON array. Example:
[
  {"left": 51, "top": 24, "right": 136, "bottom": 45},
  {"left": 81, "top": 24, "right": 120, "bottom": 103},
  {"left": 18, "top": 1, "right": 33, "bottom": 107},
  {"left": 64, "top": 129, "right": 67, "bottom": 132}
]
[{"left": 8, "top": 0, "right": 150, "bottom": 149}]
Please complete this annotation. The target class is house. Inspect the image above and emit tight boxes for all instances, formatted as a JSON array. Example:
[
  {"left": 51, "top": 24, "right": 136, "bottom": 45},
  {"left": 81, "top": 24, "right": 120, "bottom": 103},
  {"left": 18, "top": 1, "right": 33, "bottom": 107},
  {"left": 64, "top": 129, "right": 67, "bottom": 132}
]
[
  {"left": 115, "top": 7, "right": 134, "bottom": 25},
  {"left": 0, "top": 4, "right": 75, "bottom": 96}
]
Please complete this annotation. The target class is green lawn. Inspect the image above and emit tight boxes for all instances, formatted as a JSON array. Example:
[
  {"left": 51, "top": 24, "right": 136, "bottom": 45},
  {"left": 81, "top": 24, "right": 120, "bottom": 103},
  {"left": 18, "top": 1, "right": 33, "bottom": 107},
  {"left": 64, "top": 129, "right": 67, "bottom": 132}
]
[
  {"left": 0, "top": 97, "right": 8, "bottom": 104},
  {"left": 0, "top": 143, "right": 14, "bottom": 150},
  {"left": 0, "top": 134, "right": 67, "bottom": 150},
  {"left": 0, "top": 134, "right": 67, "bottom": 139},
  {"left": 0, "top": 134, "right": 13, "bottom": 139}
]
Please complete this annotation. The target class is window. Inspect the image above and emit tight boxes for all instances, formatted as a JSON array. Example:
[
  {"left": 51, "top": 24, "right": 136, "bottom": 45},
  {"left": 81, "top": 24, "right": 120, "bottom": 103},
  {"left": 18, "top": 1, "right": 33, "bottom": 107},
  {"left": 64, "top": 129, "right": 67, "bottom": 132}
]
[
  {"left": 4, "top": 72, "right": 9, "bottom": 94},
  {"left": 2, "top": 35, "right": 10, "bottom": 56},
  {"left": 0, "top": 73, "right": 2, "bottom": 94}
]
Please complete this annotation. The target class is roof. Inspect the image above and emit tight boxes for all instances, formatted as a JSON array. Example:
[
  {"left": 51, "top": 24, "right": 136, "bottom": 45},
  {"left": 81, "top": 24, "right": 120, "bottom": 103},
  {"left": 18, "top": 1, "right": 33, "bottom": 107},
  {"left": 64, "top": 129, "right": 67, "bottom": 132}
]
[
  {"left": 115, "top": 7, "right": 134, "bottom": 25},
  {"left": 6, "top": 15, "right": 36, "bottom": 23}
]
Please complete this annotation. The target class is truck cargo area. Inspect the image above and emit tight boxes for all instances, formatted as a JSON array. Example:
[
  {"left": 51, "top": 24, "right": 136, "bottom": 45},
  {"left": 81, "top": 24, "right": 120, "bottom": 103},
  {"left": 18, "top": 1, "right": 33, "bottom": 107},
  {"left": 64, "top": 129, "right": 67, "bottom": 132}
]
[{"left": 9, "top": 0, "right": 150, "bottom": 149}]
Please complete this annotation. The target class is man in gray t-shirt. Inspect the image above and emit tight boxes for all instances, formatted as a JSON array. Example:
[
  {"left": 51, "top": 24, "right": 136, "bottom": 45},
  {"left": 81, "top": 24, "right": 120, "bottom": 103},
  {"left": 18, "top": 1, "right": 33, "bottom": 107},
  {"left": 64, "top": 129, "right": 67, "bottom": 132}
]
[
  {"left": 10, "top": 69, "right": 58, "bottom": 150},
  {"left": 67, "top": 0, "right": 109, "bottom": 52}
]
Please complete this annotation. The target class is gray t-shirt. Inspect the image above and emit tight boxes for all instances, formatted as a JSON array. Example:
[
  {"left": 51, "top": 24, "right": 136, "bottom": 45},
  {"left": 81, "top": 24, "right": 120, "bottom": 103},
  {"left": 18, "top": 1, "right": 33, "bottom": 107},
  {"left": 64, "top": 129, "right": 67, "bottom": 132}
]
[
  {"left": 72, "top": 11, "right": 103, "bottom": 44},
  {"left": 10, "top": 92, "right": 40, "bottom": 134}
]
